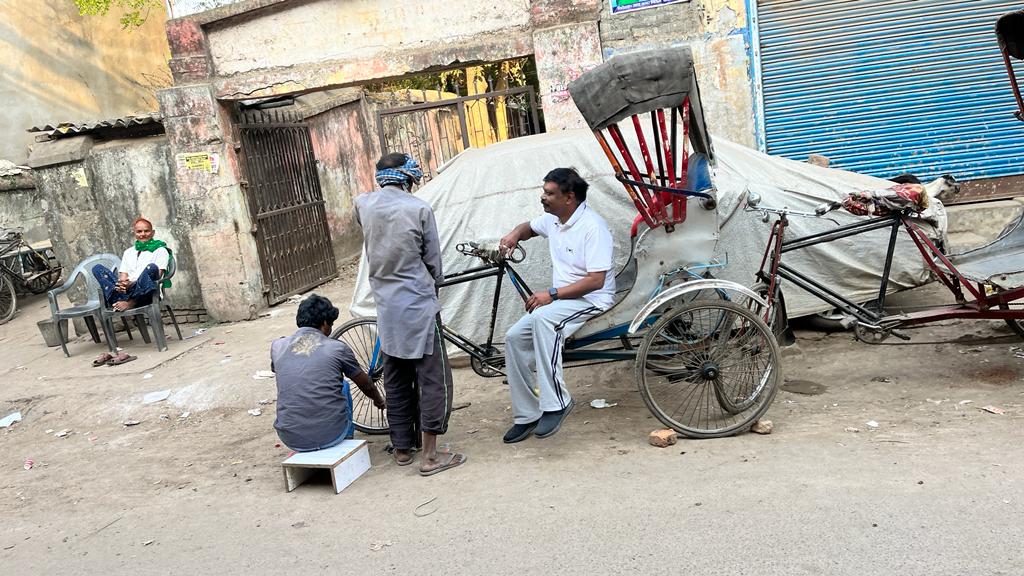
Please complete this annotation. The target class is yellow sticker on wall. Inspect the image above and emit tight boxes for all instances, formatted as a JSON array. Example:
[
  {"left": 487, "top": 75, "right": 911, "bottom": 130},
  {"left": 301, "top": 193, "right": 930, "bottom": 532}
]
[
  {"left": 176, "top": 152, "right": 220, "bottom": 174},
  {"left": 72, "top": 167, "right": 88, "bottom": 188}
]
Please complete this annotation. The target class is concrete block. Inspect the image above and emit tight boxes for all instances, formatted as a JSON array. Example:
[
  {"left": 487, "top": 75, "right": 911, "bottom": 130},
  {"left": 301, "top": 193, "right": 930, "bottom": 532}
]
[
  {"left": 166, "top": 17, "right": 207, "bottom": 56},
  {"left": 27, "top": 137, "right": 95, "bottom": 169},
  {"left": 649, "top": 429, "right": 678, "bottom": 447},
  {"left": 169, "top": 55, "right": 213, "bottom": 83},
  {"left": 158, "top": 85, "right": 217, "bottom": 119},
  {"left": 282, "top": 439, "right": 370, "bottom": 494}
]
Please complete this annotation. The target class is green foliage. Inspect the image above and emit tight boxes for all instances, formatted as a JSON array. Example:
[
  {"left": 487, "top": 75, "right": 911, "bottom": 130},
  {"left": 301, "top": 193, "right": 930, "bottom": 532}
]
[{"left": 74, "top": 0, "right": 162, "bottom": 29}]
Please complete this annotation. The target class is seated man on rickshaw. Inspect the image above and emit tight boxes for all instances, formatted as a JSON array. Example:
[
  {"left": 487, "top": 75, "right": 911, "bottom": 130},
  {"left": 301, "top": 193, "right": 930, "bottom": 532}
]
[{"left": 498, "top": 168, "right": 616, "bottom": 443}]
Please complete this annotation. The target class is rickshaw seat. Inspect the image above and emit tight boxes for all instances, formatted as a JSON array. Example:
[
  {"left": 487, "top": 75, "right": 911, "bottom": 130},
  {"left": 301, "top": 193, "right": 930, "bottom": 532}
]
[
  {"left": 946, "top": 212, "right": 1024, "bottom": 289},
  {"left": 686, "top": 153, "right": 713, "bottom": 194}
]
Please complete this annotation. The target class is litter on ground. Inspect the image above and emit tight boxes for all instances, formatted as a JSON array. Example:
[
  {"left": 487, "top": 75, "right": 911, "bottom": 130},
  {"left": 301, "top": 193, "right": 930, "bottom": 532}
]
[
  {"left": 0, "top": 411, "right": 22, "bottom": 428},
  {"left": 590, "top": 399, "right": 618, "bottom": 409},
  {"left": 252, "top": 370, "right": 275, "bottom": 380},
  {"left": 143, "top": 389, "right": 172, "bottom": 404}
]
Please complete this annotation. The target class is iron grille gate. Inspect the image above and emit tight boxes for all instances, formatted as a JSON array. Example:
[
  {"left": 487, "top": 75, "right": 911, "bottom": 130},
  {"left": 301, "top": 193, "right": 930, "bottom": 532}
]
[
  {"left": 236, "top": 109, "right": 337, "bottom": 304},
  {"left": 377, "top": 86, "right": 542, "bottom": 183}
]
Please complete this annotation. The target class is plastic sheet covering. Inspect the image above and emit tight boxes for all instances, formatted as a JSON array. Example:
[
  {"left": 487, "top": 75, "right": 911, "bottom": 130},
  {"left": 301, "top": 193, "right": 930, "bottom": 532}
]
[{"left": 351, "top": 130, "right": 945, "bottom": 350}]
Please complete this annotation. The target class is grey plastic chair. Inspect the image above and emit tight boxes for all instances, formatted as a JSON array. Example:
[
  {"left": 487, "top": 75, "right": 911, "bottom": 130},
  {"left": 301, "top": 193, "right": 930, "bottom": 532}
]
[
  {"left": 100, "top": 254, "right": 183, "bottom": 352},
  {"left": 47, "top": 254, "right": 119, "bottom": 357}
]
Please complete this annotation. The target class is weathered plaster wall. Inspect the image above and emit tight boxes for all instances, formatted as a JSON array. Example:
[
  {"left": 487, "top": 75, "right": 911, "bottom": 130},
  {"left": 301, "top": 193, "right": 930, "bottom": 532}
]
[
  {"left": 32, "top": 135, "right": 204, "bottom": 310},
  {"left": 158, "top": 84, "right": 264, "bottom": 321},
  {"left": 306, "top": 96, "right": 377, "bottom": 263},
  {"left": 206, "top": 0, "right": 531, "bottom": 77},
  {"left": 200, "top": 0, "right": 534, "bottom": 100},
  {"left": 0, "top": 0, "right": 171, "bottom": 164},
  {"left": 598, "top": 0, "right": 756, "bottom": 147},
  {"left": 533, "top": 22, "right": 605, "bottom": 131},
  {"left": 0, "top": 174, "right": 47, "bottom": 244}
]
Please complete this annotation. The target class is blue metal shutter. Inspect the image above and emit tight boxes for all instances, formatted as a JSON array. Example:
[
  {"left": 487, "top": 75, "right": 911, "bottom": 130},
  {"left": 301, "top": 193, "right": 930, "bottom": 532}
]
[{"left": 757, "top": 0, "right": 1024, "bottom": 182}]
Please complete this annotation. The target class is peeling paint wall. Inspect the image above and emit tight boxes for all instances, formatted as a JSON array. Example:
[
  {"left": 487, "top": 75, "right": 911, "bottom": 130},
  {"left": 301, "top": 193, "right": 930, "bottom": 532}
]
[
  {"left": 306, "top": 96, "right": 377, "bottom": 263},
  {"left": 0, "top": 175, "right": 47, "bottom": 244},
  {"left": 158, "top": 84, "right": 264, "bottom": 321},
  {"left": 598, "top": 0, "right": 756, "bottom": 146},
  {"left": 533, "top": 22, "right": 605, "bottom": 131},
  {"left": 32, "top": 135, "right": 204, "bottom": 311},
  {"left": 0, "top": 0, "right": 171, "bottom": 164},
  {"left": 206, "top": 0, "right": 532, "bottom": 77}
]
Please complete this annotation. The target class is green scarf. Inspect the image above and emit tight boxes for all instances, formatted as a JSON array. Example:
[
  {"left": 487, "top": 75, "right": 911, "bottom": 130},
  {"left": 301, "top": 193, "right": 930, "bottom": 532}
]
[{"left": 134, "top": 239, "right": 173, "bottom": 288}]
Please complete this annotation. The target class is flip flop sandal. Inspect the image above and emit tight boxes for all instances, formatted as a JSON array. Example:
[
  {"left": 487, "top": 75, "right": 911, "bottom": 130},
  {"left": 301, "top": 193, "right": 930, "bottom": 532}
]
[
  {"left": 394, "top": 452, "right": 416, "bottom": 466},
  {"left": 92, "top": 353, "right": 114, "bottom": 367},
  {"left": 106, "top": 353, "right": 138, "bottom": 366},
  {"left": 419, "top": 451, "right": 467, "bottom": 477}
]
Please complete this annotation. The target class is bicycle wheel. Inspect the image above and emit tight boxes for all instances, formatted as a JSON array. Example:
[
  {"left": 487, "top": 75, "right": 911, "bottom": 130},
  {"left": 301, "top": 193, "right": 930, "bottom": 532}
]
[
  {"left": 635, "top": 300, "right": 781, "bottom": 438},
  {"left": 0, "top": 274, "right": 16, "bottom": 325},
  {"left": 23, "top": 249, "right": 60, "bottom": 294},
  {"left": 331, "top": 317, "right": 389, "bottom": 434}
]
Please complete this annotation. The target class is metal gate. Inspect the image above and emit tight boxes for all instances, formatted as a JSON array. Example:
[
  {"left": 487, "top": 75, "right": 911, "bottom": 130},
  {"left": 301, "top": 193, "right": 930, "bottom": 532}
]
[
  {"left": 236, "top": 109, "right": 337, "bottom": 304},
  {"left": 753, "top": 0, "right": 1024, "bottom": 198},
  {"left": 377, "top": 86, "right": 542, "bottom": 182}
]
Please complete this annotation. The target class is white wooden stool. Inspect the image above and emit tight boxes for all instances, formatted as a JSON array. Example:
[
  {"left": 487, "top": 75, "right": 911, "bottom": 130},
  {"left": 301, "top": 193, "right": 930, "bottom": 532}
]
[{"left": 281, "top": 439, "right": 370, "bottom": 494}]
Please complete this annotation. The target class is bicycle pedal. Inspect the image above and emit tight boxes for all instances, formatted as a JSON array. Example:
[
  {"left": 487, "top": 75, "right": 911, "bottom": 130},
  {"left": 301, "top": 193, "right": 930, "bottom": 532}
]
[{"left": 890, "top": 329, "right": 911, "bottom": 341}]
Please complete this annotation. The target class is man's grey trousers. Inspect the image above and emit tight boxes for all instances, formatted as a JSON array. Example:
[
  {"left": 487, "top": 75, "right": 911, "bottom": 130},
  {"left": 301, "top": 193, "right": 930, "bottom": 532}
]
[{"left": 504, "top": 299, "right": 601, "bottom": 424}]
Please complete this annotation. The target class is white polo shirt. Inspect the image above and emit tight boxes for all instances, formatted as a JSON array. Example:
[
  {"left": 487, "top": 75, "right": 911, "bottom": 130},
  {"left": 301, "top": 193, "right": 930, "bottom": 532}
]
[
  {"left": 530, "top": 202, "right": 616, "bottom": 310},
  {"left": 120, "top": 246, "right": 170, "bottom": 282}
]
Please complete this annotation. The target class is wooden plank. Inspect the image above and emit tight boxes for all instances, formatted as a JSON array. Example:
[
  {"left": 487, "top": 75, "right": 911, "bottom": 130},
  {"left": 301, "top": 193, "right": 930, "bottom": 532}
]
[{"left": 281, "top": 439, "right": 366, "bottom": 468}]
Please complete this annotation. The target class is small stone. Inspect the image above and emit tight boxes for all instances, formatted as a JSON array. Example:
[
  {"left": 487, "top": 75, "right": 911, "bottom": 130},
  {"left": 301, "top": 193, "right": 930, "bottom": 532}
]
[
  {"left": 750, "top": 420, "right": 773, "bottom": 435},
  {"left": 648, "top": 429, "right": 678, "bottom": 447}
]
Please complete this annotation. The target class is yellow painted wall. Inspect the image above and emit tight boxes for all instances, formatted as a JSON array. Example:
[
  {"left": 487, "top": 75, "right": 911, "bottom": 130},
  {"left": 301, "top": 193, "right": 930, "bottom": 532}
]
[{"left": 0, "top": 0, "right": 171, "bottom": 163}]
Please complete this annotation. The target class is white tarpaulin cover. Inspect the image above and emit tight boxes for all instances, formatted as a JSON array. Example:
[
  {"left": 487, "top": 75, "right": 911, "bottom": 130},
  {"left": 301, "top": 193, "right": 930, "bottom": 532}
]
[{"left": 351, "top": 129, "right": 944, "bottom": 348}]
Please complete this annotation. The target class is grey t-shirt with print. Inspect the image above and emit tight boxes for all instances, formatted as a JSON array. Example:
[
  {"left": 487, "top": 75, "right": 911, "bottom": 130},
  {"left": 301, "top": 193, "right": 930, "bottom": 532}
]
[{"left": 271, "top": 327, "right": 362, "bottom": 451}]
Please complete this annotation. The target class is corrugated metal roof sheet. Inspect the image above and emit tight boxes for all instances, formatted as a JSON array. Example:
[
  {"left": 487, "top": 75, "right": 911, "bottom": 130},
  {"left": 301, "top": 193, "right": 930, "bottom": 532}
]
[{"left": 27, "top": 113, "right": 163, "bottom": 138}]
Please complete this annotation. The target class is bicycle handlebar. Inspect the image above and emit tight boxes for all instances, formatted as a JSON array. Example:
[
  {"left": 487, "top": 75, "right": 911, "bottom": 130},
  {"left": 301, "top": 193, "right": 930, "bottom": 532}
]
[{"left": 456, "top": 241, "right": 526, "bottom": 265}]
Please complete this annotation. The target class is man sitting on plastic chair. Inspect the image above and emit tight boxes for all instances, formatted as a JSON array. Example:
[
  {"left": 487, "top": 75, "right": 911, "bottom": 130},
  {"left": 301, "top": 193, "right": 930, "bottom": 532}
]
[{"left": 91, "top": 217, "right": 170, "bottom": 312}]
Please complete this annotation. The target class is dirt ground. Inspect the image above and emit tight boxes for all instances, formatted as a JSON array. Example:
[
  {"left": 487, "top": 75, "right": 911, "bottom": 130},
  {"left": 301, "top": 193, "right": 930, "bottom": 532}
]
[{"left": 1, "top": 274, "right": 1022, "bottom": 575}]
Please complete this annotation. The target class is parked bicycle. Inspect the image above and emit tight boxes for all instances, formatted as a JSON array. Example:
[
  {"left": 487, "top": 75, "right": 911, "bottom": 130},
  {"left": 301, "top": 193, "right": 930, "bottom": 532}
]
[{"left": 0, "top": 227, "right": 63, "bottom": 324}]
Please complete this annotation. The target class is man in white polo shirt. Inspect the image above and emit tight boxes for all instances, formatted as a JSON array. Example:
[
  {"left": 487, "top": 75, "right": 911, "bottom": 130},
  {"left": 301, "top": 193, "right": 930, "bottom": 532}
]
[{"left": 498, "top": 168, "right": 615, "bottom": 443}]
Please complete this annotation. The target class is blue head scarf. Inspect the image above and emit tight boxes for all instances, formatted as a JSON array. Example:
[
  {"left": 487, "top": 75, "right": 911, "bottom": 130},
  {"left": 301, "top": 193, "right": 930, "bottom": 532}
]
[{"left": 375, "top": 155, "right": 424, "bottom": 189}]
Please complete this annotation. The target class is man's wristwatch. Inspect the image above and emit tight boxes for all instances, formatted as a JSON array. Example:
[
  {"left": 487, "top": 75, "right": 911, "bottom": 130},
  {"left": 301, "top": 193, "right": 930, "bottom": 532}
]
[{"left": 548, "top": 287, "right": 559, "bottom": 301}]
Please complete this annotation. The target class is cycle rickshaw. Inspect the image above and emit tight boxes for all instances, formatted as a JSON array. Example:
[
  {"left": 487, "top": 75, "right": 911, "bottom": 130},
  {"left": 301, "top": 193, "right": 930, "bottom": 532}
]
[
  {"left": 334, "top": 47, "right": 782, "bottom": 440},
  {"left": 739, "top": 9, "right": 1024, "bottom": 343}
]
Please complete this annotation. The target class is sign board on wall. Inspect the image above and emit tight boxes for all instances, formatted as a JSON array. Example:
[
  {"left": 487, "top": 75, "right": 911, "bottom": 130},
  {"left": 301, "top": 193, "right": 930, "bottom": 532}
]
[
  {"left": 609, "top": 0, "right": 689, "bottom": 15},
  {"left": 175, "top": 152, "right": 220, "bottom": 174}
]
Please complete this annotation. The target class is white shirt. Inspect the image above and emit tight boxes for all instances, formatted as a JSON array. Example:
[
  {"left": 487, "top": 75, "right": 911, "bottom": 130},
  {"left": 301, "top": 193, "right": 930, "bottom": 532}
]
[
  {"left": 120, "top": 246, "right": 170, "bottom": 282},
  {"left": 530, "top": 202, "right": 616, "bottom": 310}
]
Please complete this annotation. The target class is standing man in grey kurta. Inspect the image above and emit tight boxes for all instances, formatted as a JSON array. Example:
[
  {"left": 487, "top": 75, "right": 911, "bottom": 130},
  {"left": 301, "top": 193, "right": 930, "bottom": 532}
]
[
  {"left": 499, "top": 168, "right": 616, "bottom": 443},
  {"left": 355, "top": 152, "right": 466, "bottom": 477}
]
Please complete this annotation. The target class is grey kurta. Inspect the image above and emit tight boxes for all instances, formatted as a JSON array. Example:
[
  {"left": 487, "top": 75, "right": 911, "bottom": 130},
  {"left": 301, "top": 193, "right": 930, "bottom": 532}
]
[{"left": 355, "top": 185, "right": 443, "bottom": 359}]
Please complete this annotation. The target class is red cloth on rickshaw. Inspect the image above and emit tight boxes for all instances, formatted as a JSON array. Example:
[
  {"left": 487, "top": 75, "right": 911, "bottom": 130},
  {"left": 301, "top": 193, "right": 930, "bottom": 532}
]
[{"left": 842, "top": 183, "right": 928, "bottom": 217}]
